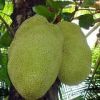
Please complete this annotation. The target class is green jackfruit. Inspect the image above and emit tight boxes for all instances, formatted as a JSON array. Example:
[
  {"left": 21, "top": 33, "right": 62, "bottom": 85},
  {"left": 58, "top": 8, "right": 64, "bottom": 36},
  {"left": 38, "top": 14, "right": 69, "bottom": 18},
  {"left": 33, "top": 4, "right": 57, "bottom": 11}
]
[
  {"left": 8, "top": 15, "right": 64, "bottom": 99},
  {"left": 58, "top": 21, "right": 91, "bottom": 85}
]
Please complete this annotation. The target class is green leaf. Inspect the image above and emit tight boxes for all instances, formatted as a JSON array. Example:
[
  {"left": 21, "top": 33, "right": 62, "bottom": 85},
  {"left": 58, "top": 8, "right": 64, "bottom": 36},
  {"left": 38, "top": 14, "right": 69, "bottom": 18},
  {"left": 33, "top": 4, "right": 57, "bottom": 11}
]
[
  {"left": 56, "top": 1, "right": 74, "bottom": 9},
  {"left": 2, "top": 1, "right": 13, "bottom": 16},
  {"left": 0, "top": 65, "right": 10, "bottom": 86},
  {"left": 46, "top": 0, "right": 61, "bottom": 12},
  {"left": 33, "top": 5, "right": 55, "bottom": 21},
  {"left": 0, "top": 32, "right": 12, "bottom": 48},
  {"left": 0, "top": 52, "right": 8, "bottom": 66},
  {"left": 79, "top": 14, "right": 94, "bottom": 29},
  {"left": 0, "top": 1, "right": 13, "bottom": 25},
  {"left": 0, "top": 0, "right": 5, "bottom": 10},
  {"left": 82, "top": 0, "right": 95, "bottom": 8},
  {"left": 0, "top": 52, "right": 10, "bottom": 86}
]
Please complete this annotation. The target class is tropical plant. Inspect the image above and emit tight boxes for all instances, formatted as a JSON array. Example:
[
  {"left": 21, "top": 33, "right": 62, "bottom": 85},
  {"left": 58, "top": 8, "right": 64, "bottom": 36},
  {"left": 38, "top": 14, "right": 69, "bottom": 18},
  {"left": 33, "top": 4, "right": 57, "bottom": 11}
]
[{"left": 0, "top": 0, "right": 100, "bottom": 100}]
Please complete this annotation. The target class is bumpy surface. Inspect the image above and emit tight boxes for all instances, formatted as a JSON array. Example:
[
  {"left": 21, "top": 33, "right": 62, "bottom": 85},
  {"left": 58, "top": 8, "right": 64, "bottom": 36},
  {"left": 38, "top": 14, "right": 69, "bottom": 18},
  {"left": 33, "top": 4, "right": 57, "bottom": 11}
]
[
  {"left": 8, "top": 15, "right": 64, "bottom": 99},
  {"left": 58, "top": 21, "right": 91, "bottom": 85}
]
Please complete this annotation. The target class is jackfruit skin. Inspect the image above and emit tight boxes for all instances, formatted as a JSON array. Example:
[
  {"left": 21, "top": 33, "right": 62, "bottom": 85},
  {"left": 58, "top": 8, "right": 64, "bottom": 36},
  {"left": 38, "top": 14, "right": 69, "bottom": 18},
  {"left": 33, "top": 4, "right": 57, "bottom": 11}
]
[
  {"left": 8, "top": 15, "right": 64, "bottom": 99},
  {"left": 58, "top": 21, "right": 91, "bottom": 85}
]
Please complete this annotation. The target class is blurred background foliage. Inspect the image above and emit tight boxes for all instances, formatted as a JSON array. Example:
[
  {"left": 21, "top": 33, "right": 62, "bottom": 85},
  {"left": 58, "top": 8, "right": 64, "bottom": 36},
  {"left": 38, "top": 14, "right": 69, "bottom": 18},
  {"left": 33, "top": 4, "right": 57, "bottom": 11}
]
[{"left": 0, "top": 0, "right": 100, "bottom": 100}]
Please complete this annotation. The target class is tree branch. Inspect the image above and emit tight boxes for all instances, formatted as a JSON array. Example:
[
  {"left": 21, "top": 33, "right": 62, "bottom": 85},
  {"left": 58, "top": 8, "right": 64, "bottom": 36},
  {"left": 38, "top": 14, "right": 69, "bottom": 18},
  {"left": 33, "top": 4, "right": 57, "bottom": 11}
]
[{"left": 86, "top": 22, "right": 100, "bottom": 37}]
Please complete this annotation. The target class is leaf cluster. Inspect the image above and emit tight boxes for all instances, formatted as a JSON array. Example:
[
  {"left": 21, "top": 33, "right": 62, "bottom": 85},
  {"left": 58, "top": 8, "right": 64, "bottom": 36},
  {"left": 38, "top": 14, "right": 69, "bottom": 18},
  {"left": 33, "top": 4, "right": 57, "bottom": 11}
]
[
  {"left": 33, "top": 0, "right": 100, "bottom": 29},
  {"left": 0, "top": 0, "right": 13, "bottom": 97}
]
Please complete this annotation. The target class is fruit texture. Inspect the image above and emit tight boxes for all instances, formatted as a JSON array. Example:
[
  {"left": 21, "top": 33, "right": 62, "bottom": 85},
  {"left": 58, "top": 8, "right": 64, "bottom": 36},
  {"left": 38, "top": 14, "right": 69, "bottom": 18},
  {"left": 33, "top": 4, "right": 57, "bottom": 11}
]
[
  {"left": 8, "top": 15, "right": 63, "bottom": 99},
  {"left": 58, "top": 21, "right": 91, "bottom": 85}
]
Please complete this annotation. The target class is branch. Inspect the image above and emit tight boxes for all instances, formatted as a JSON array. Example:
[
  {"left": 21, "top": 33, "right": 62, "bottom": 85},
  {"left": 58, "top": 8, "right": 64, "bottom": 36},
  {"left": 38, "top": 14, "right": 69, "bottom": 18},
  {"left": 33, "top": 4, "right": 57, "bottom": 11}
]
[
  {"left": 86, "top": 22, "right": 100, "bottom": 37},
  {"left": 95, "top": 18, "right": 100, "bottom": 23}
]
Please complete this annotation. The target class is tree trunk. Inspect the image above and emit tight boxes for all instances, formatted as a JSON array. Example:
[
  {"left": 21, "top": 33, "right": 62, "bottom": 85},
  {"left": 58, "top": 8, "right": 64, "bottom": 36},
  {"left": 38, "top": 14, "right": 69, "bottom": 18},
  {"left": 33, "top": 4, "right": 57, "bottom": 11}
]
[{"left": 9, "top": 0, "right": 61, "bottom": 100}]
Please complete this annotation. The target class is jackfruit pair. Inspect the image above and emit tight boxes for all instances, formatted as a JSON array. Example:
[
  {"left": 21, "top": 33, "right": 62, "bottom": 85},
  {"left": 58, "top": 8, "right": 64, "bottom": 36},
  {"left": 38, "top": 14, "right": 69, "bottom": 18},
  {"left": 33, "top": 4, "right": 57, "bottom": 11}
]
[{"left": 8, "top": 15, "right": 91, "bottom": 100}]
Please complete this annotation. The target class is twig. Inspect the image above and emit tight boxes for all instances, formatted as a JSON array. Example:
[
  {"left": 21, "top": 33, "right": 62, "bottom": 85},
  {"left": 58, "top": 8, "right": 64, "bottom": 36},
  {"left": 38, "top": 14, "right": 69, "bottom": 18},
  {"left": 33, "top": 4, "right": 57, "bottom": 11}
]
[
  {"left": 86, "top": 22, "right": 100, "bottom": 37},
  {"left": 95, "top": 18, "right": 100, "bottom": 23},
  {"left": 52, "top": 9, "right": 61, "bottom": 24}
]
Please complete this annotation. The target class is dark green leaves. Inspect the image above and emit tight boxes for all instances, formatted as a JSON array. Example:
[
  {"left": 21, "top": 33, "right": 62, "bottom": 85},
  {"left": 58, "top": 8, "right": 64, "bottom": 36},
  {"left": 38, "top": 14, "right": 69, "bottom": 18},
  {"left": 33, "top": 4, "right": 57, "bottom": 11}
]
[
  {"left": 46, "top": 0, "right": 60, "bottom": 12},
  {"left": 82, "top": 0, "right": 95, "bottom": 8},
  {"left": 0, "top": 0, "right": 5, "bottom": 10},
  {"left": 0, "top": 32, "right": 12, "bottom": 48},
  {"left": 0, "top": 51, "right": 10, "bottom": 86},
  {"left": 56, "top": 1, "right": 73, "bottom": 9},
  {"left": 33, "top": 5, "right": 55, "bottom": 21},
  {"left": 46, "top": 0, "right": 73, "bottom": 11},
  {"left": 33, "top": 0, "right": 73, "bottom": 22},
  {"left": 32, "top": 0, "right": 97, "bottom": 29},
  {"left": 79, "top": 14, "right": 94, "bottom": 29},
  {"left": 0, "top": 50, "right": 8, "bottom": 65},
  {"left": 0, "top": 1, "right": 13, "bottom": 91}
]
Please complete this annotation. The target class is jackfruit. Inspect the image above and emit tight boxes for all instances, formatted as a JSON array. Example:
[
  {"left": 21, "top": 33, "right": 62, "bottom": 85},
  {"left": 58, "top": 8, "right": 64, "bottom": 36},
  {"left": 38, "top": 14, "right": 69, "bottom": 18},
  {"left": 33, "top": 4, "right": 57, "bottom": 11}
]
[
  {"left": 58, "top": 21, "right": 91, "bottom": 85},
  {"left": 8, "top": 15, "right": 64, "bottom": 99}
]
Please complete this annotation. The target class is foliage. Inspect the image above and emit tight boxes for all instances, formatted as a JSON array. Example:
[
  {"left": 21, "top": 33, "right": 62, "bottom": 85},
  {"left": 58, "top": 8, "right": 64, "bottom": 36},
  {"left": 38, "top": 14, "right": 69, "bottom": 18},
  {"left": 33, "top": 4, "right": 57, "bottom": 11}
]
[
  {"left": 0, "top": 0, "right": 5, "bottom": 10},
  {"left": 79, "top": 14, "right": 94, "bottom": 29},
  {"left": 0, "top": 48, "right": 10, "bottom": 86},
  {"left": 0, "top": 0, "right": 13, "bottom": 98},
  {"left": 92, "top": 44, "right": 100, "bottom": 66},
  {"left": 33, "top": 0, "right": 100, "bottom": 29},
  {"left": 83, "top": 44, "right": 100, "bottom": 100}
]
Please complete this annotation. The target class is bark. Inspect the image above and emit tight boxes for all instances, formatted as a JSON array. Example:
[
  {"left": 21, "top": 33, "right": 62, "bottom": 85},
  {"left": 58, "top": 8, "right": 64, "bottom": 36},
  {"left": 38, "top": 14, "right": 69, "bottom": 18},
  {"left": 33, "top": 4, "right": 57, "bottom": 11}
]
[
  {"left": 9, "top": 0, "right": 61, "bottom": 100},
  {"left": 11, "top": 0, "right": 46, "bottom": 34}
]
